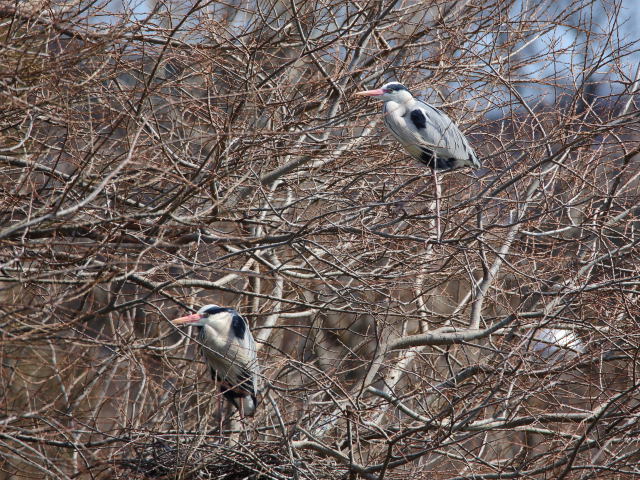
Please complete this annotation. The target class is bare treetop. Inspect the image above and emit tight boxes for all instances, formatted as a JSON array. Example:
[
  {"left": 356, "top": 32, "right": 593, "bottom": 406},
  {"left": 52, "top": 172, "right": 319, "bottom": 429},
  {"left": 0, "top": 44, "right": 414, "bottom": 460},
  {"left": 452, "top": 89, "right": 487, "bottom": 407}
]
[{"left": 1, "top": 0, "right": 639, "bottom": 478}]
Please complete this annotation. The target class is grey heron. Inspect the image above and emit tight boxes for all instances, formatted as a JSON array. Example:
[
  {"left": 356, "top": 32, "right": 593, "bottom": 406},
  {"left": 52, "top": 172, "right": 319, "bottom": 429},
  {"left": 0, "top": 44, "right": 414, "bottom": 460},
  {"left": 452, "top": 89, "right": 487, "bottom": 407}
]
[
  {"left": 529, "top": 328, "right": 585, "bottom": 362},
  {"left": 172, "top": 304, "right": 259, "bottom": 418},
  {"left": 355, "top": 82, "right": 481, "bottom": 238}
]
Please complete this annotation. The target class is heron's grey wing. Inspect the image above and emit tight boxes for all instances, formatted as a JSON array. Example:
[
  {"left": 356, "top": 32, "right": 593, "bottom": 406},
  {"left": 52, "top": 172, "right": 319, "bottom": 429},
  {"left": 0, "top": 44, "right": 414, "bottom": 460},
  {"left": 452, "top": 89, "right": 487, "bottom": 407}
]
[
  {"left": 201, "top": 341, "right": 255, "bottom": 392},
  {"left": 242, "top": 328, "right": 260, "bottom": 397},
  {"left": 230, "top": 312, "right": 260, "bottom": 379},
  {"left": 385, "top": 101, "right": 480, "bottom": 170},
  {"left": 383, "top": 103, "right": 449, "bottom": 168},
  {"left": 407, "top": 101, "right": 476, "bottom": 166}
]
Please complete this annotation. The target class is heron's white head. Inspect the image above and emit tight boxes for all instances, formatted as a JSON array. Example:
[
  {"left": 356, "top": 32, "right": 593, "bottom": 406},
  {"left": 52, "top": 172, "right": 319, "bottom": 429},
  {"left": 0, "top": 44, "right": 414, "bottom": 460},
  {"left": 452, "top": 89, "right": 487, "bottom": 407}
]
[
  {"left": 172, "top": 304, "right": 249, "bottom": 341},
  {"left": 171, "top": 304, "right": 229, "bottom": 327},
  {"left": 354, "top": 82, "right": 414, "bottom": 103}
]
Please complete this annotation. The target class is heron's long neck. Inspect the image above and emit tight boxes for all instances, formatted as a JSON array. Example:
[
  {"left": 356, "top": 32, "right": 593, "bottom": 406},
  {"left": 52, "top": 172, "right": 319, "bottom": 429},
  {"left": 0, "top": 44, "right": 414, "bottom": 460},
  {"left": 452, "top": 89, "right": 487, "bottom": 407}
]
[
  {"left": 383, "top": 100, "right": 407, "bottom": 117},
  {"left": 384, "top": 98, "right": 415, "bottom": 117}
]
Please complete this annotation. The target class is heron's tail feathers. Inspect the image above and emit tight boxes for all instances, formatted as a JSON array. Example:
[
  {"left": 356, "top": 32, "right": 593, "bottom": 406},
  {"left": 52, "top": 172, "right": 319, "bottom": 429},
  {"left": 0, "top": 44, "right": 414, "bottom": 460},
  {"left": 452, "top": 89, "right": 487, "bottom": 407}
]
[
  {"left": 471, "top": 152, "right": 482, "bottom": 169},
  {"left": 222, "top": 388, "right": 258, "bottom": 417}
]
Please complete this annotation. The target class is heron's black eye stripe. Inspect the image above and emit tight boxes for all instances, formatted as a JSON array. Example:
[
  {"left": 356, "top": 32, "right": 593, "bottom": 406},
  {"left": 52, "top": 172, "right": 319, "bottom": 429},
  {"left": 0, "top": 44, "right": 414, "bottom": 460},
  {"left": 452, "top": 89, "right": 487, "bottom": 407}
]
[
  {"left": 202, "top": 306, "right": 227, "bottom": 316},
  {"left": 386, "top": 83, "right": 408, "bottom": 92}
]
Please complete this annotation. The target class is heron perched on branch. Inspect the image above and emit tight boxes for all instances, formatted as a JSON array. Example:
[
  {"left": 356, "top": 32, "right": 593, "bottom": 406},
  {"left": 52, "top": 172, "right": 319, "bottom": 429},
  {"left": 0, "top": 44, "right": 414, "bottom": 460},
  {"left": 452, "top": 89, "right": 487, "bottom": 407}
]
[
  {"left": 355, "top": 82, "right": 481, "bottom": 238},
  {"left": 171, "top": 304, "right": 259, "bottom": 418}
]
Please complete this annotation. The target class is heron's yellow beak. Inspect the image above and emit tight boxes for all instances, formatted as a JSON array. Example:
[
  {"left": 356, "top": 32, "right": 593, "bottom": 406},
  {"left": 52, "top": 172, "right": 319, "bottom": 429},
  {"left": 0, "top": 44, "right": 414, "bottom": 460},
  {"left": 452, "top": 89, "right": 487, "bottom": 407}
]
[
  {"left": 171, "top": 313, "right": 202, "bottom": 325},
  {"left": 354, "top": 88, "right": 386, "bottom": 97}
]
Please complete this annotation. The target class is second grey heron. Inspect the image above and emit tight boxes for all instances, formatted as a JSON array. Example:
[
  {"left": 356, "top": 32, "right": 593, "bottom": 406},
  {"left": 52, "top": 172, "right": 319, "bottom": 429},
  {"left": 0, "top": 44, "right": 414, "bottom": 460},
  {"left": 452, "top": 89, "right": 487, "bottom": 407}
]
[
  {"left": 354, "top": 82, "right": 481, "bottom": 171},
  {"left": 355, "top": 82, "right": 481, "bottom": 238},
  {"left": 172, "top": 304, "right": 259, "bottom": 418}
]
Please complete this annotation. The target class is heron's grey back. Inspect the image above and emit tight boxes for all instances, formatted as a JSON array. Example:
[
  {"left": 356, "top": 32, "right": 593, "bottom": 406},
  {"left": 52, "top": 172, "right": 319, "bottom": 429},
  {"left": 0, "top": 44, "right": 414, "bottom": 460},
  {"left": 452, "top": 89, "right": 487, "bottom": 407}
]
[
  {"left": 199, "top": 324, "right": 259, "bottom": 397},
  {"left": 383, "top": 100, "right": 480, "bottom": 170}
]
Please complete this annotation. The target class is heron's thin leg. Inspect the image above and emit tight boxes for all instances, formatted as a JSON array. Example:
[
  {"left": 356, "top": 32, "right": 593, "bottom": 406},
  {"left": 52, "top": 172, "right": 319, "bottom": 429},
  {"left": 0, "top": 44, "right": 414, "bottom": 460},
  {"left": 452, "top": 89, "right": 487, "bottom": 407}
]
[
  {"left": 239, "top": 400, "right": 249, "bottom": 442},
  {"left": 211, "top": 375, "right": 222, "bottom": 436},
  {"left": 218, "top": 393, "right": 223, "bottom": 436},
  {"left": 433, "top": 168, "right": 442, "bottom": 241}
]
